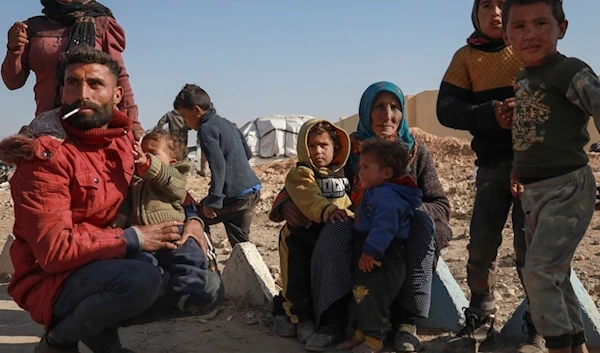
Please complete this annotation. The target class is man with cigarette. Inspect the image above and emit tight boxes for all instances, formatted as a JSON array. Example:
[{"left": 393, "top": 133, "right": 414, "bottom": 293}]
[{"left": 0, "top": 45, "right": 223, "bottom": 353}]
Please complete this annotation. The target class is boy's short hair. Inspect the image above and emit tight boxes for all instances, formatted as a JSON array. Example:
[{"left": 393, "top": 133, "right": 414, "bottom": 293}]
[
  {"left": 59, "top": 44, "right": 121, "bottom": 85},
  {"left": 360, "top": 138, "right": 410, "bottom": 180},
  {"left": 502, "top": 0, "right": 565, "bottom": 28},
  {"left": 308, "top": 121, "right": 341, "bottom": 154},
  {"left": 173, "top": 84, "right": 213, "bottom": 111},
  {"left": 144, "top": 128, "right": 188, "bottom": 161}
]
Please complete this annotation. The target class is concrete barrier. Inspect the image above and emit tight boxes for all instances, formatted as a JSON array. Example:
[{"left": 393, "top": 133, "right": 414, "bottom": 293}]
[
  {"left": 416, "top": 257, "right": 469, "bottom": 331},
  {"left": 221, "top": 242, "right": 278, "bottom": 306},
  {"left": 501, "top": 270, "right": 600, "bottom": 347}
]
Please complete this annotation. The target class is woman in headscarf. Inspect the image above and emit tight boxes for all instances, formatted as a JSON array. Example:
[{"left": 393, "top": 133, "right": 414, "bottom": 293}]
[
  {"left": 2, "top": 0, "right": 143, "bottom": 138},
  {"left": 270, "top": 81, "right": 452, "bottom": 352}
]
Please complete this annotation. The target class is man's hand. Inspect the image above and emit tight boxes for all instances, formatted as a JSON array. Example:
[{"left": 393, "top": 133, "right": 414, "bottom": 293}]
[
  {"left": 132, "top": 141, "right": 148, "bottom": 165},
  {"left": 135, "top": 221, "right": 183, "bottom": 251},
  {"left": 358, "top": 253, "right": 377, "bottom": 273},
  {"left": 177, "top": 218, "right": 209, "bottom": 257},
  {"left": 282, "top": 199, "right": 310, "bottom": 227},
  {"left": 328, "top": 208, "right": 348, "bottom": 223},
  {"left": 202, "top": 204, "right": 217, "bottom": 219},
  {"left": 7, "top": 22, "right": 28, "bottom": 51}
]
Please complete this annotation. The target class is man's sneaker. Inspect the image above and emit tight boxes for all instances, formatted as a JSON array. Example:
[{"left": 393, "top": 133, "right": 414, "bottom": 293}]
[
  {"left": 297, "top": 320, "right": 316, "bottom": 343},
  {"left": 443, "top": 309, "right": 496, "bottom": 353},
  {"left": 394, "top": 323, "right": 422, "bottom": 352},
  {"left": 36, "top": 334, "right": 80, "bottom": 353},
  {"left": 305, "top": 324, "right": 342, "bottom": 352},
  {"left": 273, "top": 314, "right": 296, "bottom": 338},
  {"left": 519, "top": 312, "right": 547, "bottom": 353}
]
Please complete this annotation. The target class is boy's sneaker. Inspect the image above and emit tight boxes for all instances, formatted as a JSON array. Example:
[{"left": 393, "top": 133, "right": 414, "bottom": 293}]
[
  {"left": 305, "top": 324, "right": 342, "bottom": 352},
  {"left": 297, "top": 320, "right": 316, "bottom": 343},
  {"left": 394, "top": 323, "right": 422, "bottom": 352},
  {"left": 443, "top": 309, "right": 496, "bottom": 353},
  {"left": 519, "top": 312, "right": 547, "bottom": 353},
  {"left": 273, "top": 314, "right": 296, "bottom": 337}
]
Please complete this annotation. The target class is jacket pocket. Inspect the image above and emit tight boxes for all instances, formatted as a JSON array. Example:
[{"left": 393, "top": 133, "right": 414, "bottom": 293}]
[{"left": 72, "top": 172, "right": 101, "bottom": 217}]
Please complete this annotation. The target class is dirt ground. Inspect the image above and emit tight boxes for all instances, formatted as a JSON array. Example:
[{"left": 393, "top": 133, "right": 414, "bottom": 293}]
[{"left": 1, "top": 128, "right": 600, "bottom": 353}]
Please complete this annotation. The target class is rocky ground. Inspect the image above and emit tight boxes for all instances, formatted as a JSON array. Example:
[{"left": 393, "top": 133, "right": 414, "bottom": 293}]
[{"left": 1, "top": 128, "right": 599, "bottom": 353}]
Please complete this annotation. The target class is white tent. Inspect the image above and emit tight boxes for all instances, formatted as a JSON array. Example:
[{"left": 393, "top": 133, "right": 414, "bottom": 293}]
[{"left": 240, "top": 115, "right": 316, "bottom": 158}]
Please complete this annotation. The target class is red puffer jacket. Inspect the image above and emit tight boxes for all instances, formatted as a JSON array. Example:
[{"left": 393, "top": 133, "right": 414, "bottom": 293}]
[{"left": 0, "top": 110, "right": 135, "bottom": 329}]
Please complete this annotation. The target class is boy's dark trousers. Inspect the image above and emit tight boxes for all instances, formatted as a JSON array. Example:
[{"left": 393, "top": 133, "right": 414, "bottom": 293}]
[
  {"left": 200, "top": 191, "right": 261, "bottom": 246},
  {"left": 350, "top": 231, "right": 406, "bottom": 341},
  {"left": 276, "top": 223, "right": 322, "bottom": 324},
  {"left": 467, "top": 160, "right": 526, "bottom": 315},
  {"left": 131, "top": 237, "right": 210, "bottom": 298}
]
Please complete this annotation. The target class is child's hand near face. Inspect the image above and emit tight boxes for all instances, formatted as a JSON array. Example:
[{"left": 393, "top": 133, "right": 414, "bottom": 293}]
[
  {"left": 359, "top": 253, "right": 377, "bottom": 272},
  {"left": 133, "top": 141, "right": 148, "bottom": 165},
  {"left": 328, "top": 208, "right": 349, "bottom": 223}
]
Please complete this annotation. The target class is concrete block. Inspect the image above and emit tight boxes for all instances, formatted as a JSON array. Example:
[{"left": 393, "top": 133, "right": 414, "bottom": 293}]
[
  {"left": 0, "top": 234, "right": 14, "bottom": 282},
  {"left": 501, "top": 269, "right": 600, "bottom": 348},
  {"left": 416, "top": 257, "right": 469, "bottom": 331},
  {"left": 221, "top": 242, "right": 277, "bottom": 307}
]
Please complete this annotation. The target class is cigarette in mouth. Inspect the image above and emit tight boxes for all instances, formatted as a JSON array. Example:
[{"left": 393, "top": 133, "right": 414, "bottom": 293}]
[{"left": 62, "top": 108, "right": 80, "bottom": 120}]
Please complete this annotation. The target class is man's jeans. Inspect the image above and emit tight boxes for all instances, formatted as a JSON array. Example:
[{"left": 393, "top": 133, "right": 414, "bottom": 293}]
[{"left": 49, "top": 258, "right": 224, "bottom": 344}]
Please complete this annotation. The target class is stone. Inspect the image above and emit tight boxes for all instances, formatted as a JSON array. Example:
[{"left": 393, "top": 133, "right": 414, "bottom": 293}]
[
  {"left": 501, "top": 269, "right": 600, "bottom": 348},
  {"left": 220, "top": 242, "right": 278, "bottom": 306},
  {"left": 416, "top": 257, "right": 469, "bottom": 331},
  {"left": 0, "top": 234, "right": 14, "bottom": 282}
]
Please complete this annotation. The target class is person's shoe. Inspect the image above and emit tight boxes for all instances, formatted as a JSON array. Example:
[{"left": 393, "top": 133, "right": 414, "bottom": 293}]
[
  {"left": 82, "top": 327, "right": 138, "bottom": 353},
  {"left": 296, "top": 320, "right": 316, "bottom": 343},
  {"left": 35, "top": 334, "right": 80, "bottom": 353},
  {"left": 443, "top": 309, "right": 496, "bottom": 353},
  {"left": 273, "top": 314, "right": 296, "bottom": 338},
  {"left": 305, "top": 324, "right": 342, "bottom": 352},
  {"left": 394, "top": 323, "right": 422, "bottom": 352},
  {"left": 518, "top": 312, "right": 547, "bottom": 353}
]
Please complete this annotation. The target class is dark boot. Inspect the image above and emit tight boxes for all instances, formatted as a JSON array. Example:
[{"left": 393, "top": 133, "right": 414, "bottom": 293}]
[
  {"left": 518, "top": 312, "right": 547, "bottom": 353},
  {"left": 82, "top": 327, "right": 137, "bottom": 353},
  {"left": 443, "top": 309, "right": 496, "bottom": 353},
  {"left": 35, "top": 334, "right": 80, "bottom": 353}
]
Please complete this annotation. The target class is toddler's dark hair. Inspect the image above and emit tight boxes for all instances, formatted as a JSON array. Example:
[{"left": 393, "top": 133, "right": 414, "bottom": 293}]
[
  {"left": 360, "top": 138, "right": 410, "bottom": 180},
  {"left": 308, "top": 121, "right": 341, "bottom": 154},
  {"left": 143, "top": 129, "right": 188, "bottom": 161},
  {"left": 502, "top": 0, "right": 565, "bottom": 29}
]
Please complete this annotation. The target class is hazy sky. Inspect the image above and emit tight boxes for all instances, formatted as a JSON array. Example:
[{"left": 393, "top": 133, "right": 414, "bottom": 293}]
[{"left": 1, "top": 0, "right": 598, "bottom": 139}]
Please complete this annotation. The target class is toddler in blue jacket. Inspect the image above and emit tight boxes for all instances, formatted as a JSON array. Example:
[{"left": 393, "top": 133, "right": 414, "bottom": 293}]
[{"left": 338, "top": 137, "right": 422, "bottom": 353}]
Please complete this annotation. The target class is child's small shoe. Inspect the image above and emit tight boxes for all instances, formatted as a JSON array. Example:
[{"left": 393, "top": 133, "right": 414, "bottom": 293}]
[
  {"left": 305, "top": 324, "right": 342, "bottom": 352},
  {"left": 273, "top": 314, "right": 296, "bottom": 338},
  {"left": 297, "top": 320, "right": 316, "bottom": 343}
]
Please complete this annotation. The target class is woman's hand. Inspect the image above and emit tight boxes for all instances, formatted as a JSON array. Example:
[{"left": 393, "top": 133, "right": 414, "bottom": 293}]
[
  {"left": 282, "top": 199, "right": 310, "bottom": 227},
  {"left": 328, "top": 208, "right": 348, "bottom": 223}
]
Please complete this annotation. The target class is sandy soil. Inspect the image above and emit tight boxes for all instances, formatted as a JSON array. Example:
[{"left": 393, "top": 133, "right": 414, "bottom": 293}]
[{"left": 1, "top": 128, "right": 599, "bottom": 353}]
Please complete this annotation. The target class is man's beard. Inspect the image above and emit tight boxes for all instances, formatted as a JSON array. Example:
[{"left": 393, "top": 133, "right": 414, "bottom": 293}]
[{"left": 61, "top": 100, "right": 113, "bottom": 130}]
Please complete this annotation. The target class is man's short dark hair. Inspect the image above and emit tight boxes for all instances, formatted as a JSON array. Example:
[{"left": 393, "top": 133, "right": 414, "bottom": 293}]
[
  {"left": 59, "top": 45, "right": 121, "bottom": 82},
  {"left": 502, "top": 0, "right": 565, "bottom": 29},
  {"left": 144, "top": 128, "right": 188, "bottom": 161},
  {"left": 360, "top": 138, "right": 410, "bottom": 180},
  {"left": 173, "top": 84, "right": 212, "bottom": 111}
]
